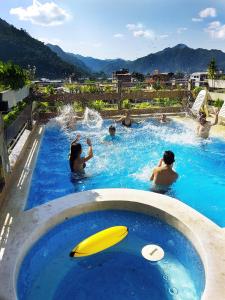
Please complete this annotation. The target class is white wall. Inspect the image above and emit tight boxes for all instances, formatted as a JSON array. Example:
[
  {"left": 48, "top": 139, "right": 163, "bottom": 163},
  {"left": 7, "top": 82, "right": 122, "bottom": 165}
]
[
  {"left": 1, "top": 86, "right": 30, "bottom": 109},
  {"left": 208, "top": 79, "right": 225, "bottom": 89},
  {"left": 208, "top": 92, "right": 225, "bottom": 101}
]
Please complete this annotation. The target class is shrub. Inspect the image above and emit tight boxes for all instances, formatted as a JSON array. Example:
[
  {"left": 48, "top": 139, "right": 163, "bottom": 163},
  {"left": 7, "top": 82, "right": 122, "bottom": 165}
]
[
  {"left": 44, "top": 85, "right": 55, "bottom": 95},
  {"left": 3, "top": 100, "right": 28, "bottom": 127},
  {"left": 193, "top": 86, "right": 204, "bottom": 98},
  {"left": 0, "top": 60, "right": 28, "bottom": 90},
  {"left": 134, "top": 102, "right": 151, "bottom": 109},
  {"left": 214, "top": 98, "right": 224, "bottom": 108},
  {"left": 122, "top": 99, "right": 131, "bottom": 109},
  {"left": 90, "top": 100, "right": 106, "bottom": 111}
]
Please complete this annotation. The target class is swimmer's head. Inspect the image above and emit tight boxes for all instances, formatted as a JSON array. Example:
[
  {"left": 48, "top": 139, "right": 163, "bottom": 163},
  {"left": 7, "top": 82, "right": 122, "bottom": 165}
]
[
  {"left": 160, "top": 114, "right": 166, "bottom": 122},
  {"left": 163, "top": 151, "right": 175, "bottom": 165},
  {"left": 70, "top": 143, "right": 82, "bottom": 160},
  {"left": 199, "top": 112, "right": 207, "bottom": 125},
  {"left": 109, "top": 125, "right": 116, "bottom": 136}
]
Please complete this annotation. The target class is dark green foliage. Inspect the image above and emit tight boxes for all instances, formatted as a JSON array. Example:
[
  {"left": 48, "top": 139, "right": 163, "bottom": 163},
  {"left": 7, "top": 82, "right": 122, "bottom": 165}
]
[
  {"left": 0, "top": 60, "right": 28, "bottom": 90},
  {"left": 214, "top": 98, "right": 224, "bottom": 108},
  {"left": 0, "top": 18, "right": 86, "bottom": 79},
  {"left": 131, "top": 72, "right": 145, "bottom": 82}
]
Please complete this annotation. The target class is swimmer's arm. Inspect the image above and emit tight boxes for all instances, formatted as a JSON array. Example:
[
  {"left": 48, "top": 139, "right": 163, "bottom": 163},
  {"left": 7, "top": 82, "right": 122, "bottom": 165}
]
[
  {"left": 116, "top": 116, "right": 124, "bottom": 122},
  {"left": 150, "top": 168, "right": 157, "bottom": 181},
  {"left": 83, "top": 138, "right": 93, "bottom": 162}
]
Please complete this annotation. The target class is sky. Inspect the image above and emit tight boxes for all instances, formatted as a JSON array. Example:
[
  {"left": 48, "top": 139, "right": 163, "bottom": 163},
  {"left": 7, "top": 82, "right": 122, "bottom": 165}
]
[{"left": 1, "top": 0, "right": 225, "bottom": 59}]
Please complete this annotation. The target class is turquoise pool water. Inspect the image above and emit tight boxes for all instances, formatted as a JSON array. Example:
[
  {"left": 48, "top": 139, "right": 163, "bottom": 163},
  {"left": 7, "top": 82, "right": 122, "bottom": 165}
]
[
  {"left": 27, "top": 117, "right": 225, "bottom": 226},
  {"left": 17, "top": 210, "right": 205, "bottom": 300}
]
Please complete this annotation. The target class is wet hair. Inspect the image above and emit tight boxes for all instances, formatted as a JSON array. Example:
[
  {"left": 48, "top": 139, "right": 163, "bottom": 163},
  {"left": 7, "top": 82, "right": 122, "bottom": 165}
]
[
  {"left": 69, "top": 143, "right": 82, "bottom": 172},
  {"left": 109, "top": 125, "right": 116, "bottom": 132},
  {"left": 163, "top": 151, "right": 175, "bottom": 165}
]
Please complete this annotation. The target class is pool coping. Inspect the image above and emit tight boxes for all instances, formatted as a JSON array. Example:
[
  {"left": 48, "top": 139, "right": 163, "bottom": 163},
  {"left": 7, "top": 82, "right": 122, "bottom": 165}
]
[{"left": 0, "top": 189, "right": 225, "bottom": 300}]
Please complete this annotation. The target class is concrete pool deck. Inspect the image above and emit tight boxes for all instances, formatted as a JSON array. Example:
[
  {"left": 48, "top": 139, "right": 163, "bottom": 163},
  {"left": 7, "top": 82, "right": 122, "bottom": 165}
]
[{"left": 0, "top": 116, "right": 225, "bottom": 299}]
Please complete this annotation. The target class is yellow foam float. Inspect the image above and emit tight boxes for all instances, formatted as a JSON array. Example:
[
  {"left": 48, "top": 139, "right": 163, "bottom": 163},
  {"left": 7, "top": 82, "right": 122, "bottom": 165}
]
[{"left": 69, "top": 226, "right": 128, "bottom": 257}]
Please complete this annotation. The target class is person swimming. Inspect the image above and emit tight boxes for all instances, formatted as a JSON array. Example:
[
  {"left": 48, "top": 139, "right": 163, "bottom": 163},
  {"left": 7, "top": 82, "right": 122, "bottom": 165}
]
[
  {"left": 103, "top": 125, "right": 120, "bottom": 142},
  {"left": 69, "top": 134, "right": 93, "bottom": 174},
  {"left": 160, "top": 114, "right": 167, "bottom": 123},
  {"left": 117, "top": 110, "right": 132, "bottom": 127},
  {"left": 150, "top": 151, "right": 178, "bottom": 193},
  {"left": 196, "top": 111, "right": 219, "bottom": 139}
]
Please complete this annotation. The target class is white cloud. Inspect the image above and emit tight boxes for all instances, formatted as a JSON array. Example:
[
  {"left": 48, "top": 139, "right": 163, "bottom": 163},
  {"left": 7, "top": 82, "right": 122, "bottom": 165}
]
[
  {"left": 206, "top": 21, "right": 225, "bottom": 39},
  {"left": 113, "top": 33, "right": 124, "bottom": 38},
  {"left": 133, "top": 29, "right": 155, "bottom": 39},
  {"left": 10, "top": 0, "right": 70, "bottom": 26},
  {"left": 126, "top": 23, "right": 144, "bottom": 31},
  {"left": 126, "top": 23, "right": 155, "bottom": 39},
  {"left": 199, "top": 7, "right": 216, "bottom": 18},
  {"left": 192, "top": 18, "right": 203, "bottom": 22},
  {"left": 177, "top": 27, "right": 188, "bottom": 34}
]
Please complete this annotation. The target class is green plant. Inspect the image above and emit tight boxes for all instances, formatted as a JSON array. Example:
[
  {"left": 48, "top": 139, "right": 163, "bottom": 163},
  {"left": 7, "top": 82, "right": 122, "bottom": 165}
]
[
  {"left": 122, "top": 99, "right": 131, "bottom": 109},
  {"left": 152, "top": 81, "right": 162, "bottom": 90},
  {"left": 90, "top": 100, "right": 106, "bottom": 111},
  {"left": 44, "top": 84, "right": 55, "bottom": 95},
  {"left": 3, "top": 99, "right": 28, "bottom": 127},
  {"left": 73, "top": 101, "right": 83, "bottom": 112},
  {"left": 193, "top": 86, "right": 204, "bottom": 98},
  {"left": 0, "top": 60, "right": 28, "bottom": 90},
  {"left": 214, "top": 98, "right": 224, "bottom": 108},
  {"left": 134, "top": 102, "right": 151, "bottom": 109}
]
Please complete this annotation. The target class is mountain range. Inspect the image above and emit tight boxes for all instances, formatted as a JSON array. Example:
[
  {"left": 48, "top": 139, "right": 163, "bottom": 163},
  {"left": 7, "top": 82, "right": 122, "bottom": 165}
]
[
  {"left": 1, "top": 17, "right": 225, "bottom": 78},
  {"left": 0, "top": 18, "right": 88, "bottom": 79},
  {"left": 48, "top": 43, "right": 225, "bottom": 76}
]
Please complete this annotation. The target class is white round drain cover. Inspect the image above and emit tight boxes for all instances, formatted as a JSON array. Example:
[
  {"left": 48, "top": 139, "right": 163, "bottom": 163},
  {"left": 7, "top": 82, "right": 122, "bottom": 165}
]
[{"left": 142, "top": 244, "right": 164, "bottom": 262}]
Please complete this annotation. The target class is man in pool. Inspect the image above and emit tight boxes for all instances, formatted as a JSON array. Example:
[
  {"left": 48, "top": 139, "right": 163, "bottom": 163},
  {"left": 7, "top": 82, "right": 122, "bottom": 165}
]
[
  {"left": 150, "top": 151, "right": 178, "bottom": 193},
  {"left": 196, "top": 111, "right": 219, "bottom": 139},
  {"left": 103, "top": 125, "right": 120, "bottom": 142}
]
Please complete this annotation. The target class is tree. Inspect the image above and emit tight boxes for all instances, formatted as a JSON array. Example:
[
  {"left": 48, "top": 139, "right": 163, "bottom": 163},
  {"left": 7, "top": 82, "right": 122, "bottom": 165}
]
[
  {"left": 131, "top": 72, "right": 145, "bottom": 82},
  {"left": 208, "top": 58, "right": 217, "bottom": 88},
  {"left": 0, "top": 60, "right": 28, "bottom": 90}
]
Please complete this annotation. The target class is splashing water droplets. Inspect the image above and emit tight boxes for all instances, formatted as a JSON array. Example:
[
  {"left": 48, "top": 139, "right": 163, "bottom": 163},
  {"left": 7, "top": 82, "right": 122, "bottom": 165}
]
[{"left": 83, "top": 107, "right": 103, "bottom": 129}]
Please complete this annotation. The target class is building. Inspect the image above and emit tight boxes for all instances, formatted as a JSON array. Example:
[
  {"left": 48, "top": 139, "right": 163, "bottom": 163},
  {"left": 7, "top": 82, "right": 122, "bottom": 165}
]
[
  {"left": 190, "top": 72, "right": 208, "bottom": 87},
  {"left": 112, "top": 69, "right": 132, "bottom": 83},
  {"left": 145, "top": 72, "right": 174, "bottom": 85}
]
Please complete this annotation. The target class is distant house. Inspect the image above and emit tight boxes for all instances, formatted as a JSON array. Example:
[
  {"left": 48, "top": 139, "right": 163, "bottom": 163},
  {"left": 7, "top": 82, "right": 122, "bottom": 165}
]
[
  {"left": 190, "top": 72, "right": 208, "bottom": 87},
  {"left": 145, "top": 72, "right": 174, "bottom": 85},
  {"left": 112, "top": 69, "right": 132, "bottom": 83}
]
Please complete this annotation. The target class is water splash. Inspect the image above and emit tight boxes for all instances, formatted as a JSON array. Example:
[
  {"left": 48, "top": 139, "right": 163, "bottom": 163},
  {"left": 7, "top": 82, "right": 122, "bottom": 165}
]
[
  {"left": 55, "top": 105, "right": 76, "bottom": 130},
  {"left": 47, "top": 104, "right": 76, "bottom": 132},
  {"left": 83, "top": 107, "right": 103, "bottom": 129}
]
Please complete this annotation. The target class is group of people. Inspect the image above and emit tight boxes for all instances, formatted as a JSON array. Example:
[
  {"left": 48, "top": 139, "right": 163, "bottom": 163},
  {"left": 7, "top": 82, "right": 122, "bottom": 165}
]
[{"left": 69, "top": 108, "right": 218, "bottom": 193}]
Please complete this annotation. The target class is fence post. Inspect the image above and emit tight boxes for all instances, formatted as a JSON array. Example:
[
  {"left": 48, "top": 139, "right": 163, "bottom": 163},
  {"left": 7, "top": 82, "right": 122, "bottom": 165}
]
[{"left": 0, "top": 114, "right": 10, "bottom": 191}]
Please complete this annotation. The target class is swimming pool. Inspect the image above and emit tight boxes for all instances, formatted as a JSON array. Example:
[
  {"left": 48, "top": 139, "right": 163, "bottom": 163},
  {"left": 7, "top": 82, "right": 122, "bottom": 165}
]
[
  {"left": 27, "top": 115, "right": 225, "bottom": 226},
  {"left": 17, "top": 210, "right": 205, "bottom": 300}
]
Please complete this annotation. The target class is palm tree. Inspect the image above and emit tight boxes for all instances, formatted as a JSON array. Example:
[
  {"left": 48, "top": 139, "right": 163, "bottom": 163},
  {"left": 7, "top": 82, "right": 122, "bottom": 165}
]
[{"left": 208, "top": 58, "right": 217, "bottom": 89}]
